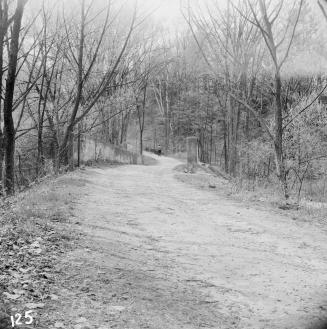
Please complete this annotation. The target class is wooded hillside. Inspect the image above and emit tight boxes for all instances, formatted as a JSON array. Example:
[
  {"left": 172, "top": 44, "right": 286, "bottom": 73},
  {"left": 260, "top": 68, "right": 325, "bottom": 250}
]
[{"left": 0, "top": 0, "right": 326, "bottom": 205}]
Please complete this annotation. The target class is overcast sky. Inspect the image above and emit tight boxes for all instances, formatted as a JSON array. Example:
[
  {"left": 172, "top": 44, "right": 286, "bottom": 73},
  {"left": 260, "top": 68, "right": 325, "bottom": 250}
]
[
  {"left": 134, "top": 0, "right": 230, "bottom": 33},
  {"left": 137, "top": 0, "right": 322, "bottom": 23},
  {"left": 136, "top": 0, "right": 184, "bottom": 29},
  {"left": 25, "top": 0, "right": 326, "bottom": 33},
  {"left": 146, "top": 0, "right": 181, "bottom": 20}
]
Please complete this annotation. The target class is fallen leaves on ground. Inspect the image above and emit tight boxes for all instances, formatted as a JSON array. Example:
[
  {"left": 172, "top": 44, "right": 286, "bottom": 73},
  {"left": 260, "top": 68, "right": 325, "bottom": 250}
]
[{"left": 0, "top": 179, "right": 80, "bottom": 328}]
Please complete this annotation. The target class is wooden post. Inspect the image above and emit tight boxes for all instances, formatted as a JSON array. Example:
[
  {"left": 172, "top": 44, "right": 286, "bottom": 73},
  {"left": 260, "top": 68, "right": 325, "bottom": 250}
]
[{"left": 187, "top": 136, "right": 198, "bottom": 173}]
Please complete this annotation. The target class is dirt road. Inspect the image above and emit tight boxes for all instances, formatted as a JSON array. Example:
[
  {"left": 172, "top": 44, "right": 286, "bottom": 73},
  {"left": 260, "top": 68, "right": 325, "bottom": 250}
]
[{"left": 55, "top": 154, "right": 327, "bottom": 329}]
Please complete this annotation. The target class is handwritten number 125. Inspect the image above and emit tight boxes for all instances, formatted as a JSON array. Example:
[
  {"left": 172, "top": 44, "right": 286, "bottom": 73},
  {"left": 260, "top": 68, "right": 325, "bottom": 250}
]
[{"left": 10, "top": 311, "right": 33, "bottom": 327}]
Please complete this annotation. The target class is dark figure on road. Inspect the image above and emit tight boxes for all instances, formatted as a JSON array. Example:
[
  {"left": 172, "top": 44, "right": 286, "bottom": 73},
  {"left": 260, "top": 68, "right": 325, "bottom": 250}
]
[{"left": 157, "top": 144, "right": 161, "bottom": 156}]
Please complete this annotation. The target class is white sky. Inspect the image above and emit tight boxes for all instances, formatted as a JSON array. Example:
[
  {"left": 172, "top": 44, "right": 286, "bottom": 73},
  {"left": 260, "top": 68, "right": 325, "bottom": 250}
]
[
  {"left": 25, "top": 0, "right": 325, "bottom": 32},
  {"left": 137, "top": 0, "right": 184, "bottom": 28},
  {"left": 135, "top": 0, "right": 229, "bottom": 32},
  {"left": 146, "top": 0, "right": 181, "bottom": 19},
  {"left": 137, "top": 0, "right": 322, "bottom": 22}
]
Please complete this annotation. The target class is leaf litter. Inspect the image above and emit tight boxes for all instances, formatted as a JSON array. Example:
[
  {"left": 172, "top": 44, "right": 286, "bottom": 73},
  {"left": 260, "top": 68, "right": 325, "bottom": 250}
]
[{"left": 0, "top": 175, "right": 81, "bottom": 328}]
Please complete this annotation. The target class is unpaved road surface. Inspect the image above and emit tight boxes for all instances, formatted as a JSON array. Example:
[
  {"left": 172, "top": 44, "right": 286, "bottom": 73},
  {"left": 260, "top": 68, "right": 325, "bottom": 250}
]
[{"left": 56, "top": 155, "right": 327, "bottom": 329}]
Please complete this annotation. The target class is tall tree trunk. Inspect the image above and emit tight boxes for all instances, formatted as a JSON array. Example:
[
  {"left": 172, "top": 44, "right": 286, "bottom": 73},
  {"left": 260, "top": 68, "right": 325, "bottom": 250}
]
[
  {"left": 60, "top": 0, "right": 85, "bottom": 165},
  {"left": 274, "top": 71, "right": 289, "bottom": 199},
  {"left": 139, "top": 129, "right": 143, "bottom": 156},
  {"left": 53, "top": 138, "right": 60, "bottom": 174},
  {"left": 0, "top": 0, "right": 9, "bottom": 191},
  {"left": 209, "top": 124, "right": 213, "bottom": 164},
  {"left": 164, "top": 78, "right": 169, "bottom": 154},
  {"left": 36, "top": 123, "right": 44, "bottom": 175},
  {"left": 227, "top": 94, "right": 238, "bottom": 177},
  {"left": 45, "top": 108, "right": 60, "bottom": 173},
  {"left": 0, "top": 129, "right": 3, "bottom": 188},
  {"left": 222, "top": 119, "right": 228, "bottom": 172},
  {"left": 137, "top": 84, "right": 147, "bottom": 157},
  {"left": 3, "top": 0, "right": 26, "bottom": 195}
]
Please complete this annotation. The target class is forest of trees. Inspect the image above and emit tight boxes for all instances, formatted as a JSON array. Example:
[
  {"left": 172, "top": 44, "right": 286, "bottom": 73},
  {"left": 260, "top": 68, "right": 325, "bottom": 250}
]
[{"left": 0, "top": 0, "right": 327, "bottom": 205}]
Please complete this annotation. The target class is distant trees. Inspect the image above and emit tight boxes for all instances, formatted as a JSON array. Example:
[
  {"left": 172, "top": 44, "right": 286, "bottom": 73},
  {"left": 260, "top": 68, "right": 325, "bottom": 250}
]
[
  {"left": 152, "top": 37, "right": 174, "bottom": 155},
  {"left": 131, "top": 28, "right": 163, "bottom": 155},
  {"left": 181, "top": 0, "right": 319, "bottom": 201},
  {"left": 183, "top": 0, "right": 264, "bottom": 176}
]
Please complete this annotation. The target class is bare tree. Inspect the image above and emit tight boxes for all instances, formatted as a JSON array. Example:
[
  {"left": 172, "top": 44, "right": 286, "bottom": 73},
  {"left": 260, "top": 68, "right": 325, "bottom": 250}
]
[
  {"left": 182, "top": 0, "right": 263, "bottom": 176},
  {"left": 183, "top": 0, "right": 304, "bottom": 200},
  {"left": 241, "top": 0, "right": 304, "bottom": 199},
  {"left": 57, "top": 0, "right": 137, "bottom": 167},
  {"left": 0, "top": 0, "right": 12, "bottom": 186},
  {"left": 3, "top": 0, "right": 28, "bottom": 195}
]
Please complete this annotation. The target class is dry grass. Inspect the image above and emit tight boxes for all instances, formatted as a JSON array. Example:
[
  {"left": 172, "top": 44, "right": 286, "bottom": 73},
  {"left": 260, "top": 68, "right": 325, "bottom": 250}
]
[
  {"left": 0, "top": 172, "right": 87, "bottom": 255},
  {"left": 302, "top": 177, "right": 327, "bottom": 202},
  {"left": 14, "top": 175, "right": 85, "bottom": 223},
  {"left": 174, "top": 163, "right": 327, "bottom": 225}
]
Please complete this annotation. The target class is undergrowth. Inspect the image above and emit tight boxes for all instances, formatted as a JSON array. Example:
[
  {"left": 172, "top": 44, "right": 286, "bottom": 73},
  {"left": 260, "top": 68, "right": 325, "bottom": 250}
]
[
  {"left": 0, "top": 174, "right": 86, "bottom": 328},
  {"left": 174, "top": 163, "right": 327, "bottom": 226}
]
